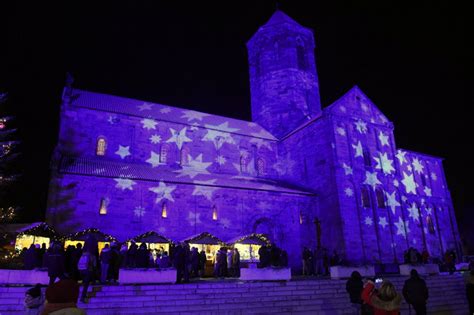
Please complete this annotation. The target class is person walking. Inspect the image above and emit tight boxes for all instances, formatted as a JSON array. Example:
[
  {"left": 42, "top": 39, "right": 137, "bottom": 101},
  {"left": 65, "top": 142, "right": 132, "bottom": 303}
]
[
  {"left": 77, "top": 250, "right": 97, "bottom": 303},
  {"left": 346, "top": 271, "right": 363, "bottom": 314},
  {"left": 46, "top": 243, "right": 65, "bottom": 285},
  {"left": 362, "top": 279, "right": 402, "bottom": 315},
  {"left": 403, "top": 269, "right": 429, "bottom": 315}
]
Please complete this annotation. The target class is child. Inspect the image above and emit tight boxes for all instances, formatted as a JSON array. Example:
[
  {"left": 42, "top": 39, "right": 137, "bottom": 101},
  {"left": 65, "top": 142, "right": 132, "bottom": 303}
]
[{"left": 24, "top": 284, "right": 44, "bottom": 315}]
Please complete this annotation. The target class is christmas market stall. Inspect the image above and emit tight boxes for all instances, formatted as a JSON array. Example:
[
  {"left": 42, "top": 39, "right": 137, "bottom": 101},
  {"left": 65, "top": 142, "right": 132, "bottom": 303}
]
[
  {"left": 228, "top": 233, "right": 270, "bottom": 263},
  {"left": 182, "top": 232, "right": 224, "bottom": 276},
  {"left": 14, "top": 222, "right": 59, "bottom": 251},
  {"left": 128, "top": 231, "right": 173, "bottom": 262},
  {"left": 64, "top": 228, "right": 117, "bottom": 254}
]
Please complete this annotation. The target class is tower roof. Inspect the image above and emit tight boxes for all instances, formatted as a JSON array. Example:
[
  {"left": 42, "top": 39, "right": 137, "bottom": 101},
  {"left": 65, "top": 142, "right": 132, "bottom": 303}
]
[{"left": 264, "top": 10, "right": 301, "bottom": 27}]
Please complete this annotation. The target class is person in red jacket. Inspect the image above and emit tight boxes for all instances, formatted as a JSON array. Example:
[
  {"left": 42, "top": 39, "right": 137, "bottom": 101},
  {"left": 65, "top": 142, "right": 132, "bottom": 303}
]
[{"left": 362, "top": 279, "right": 402, "bottom": 315}]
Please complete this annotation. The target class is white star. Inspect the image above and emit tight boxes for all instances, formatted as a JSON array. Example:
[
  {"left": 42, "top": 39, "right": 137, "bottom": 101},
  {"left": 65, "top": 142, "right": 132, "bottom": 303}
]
[
  {"left": 361, "top": 102, "right": 369, "bottom": 112},
  {"left": 407, "top": 165, "right": 412, "bottom": 172},
  {"left": 363, "top": 171, "right": 382, "bottom": 189},
  {"left": 187, "top": 212, "right": 201, "bottom": 225},
  {"left": 150, "top": 134, "right": 161, "bottom": 144},
  {"left": 215, "top": 155, "right": 227, "bottom": 166},
  {"left": 160, "top": 107, "right": 172, "bottom": 114},
  {"left": 192, "top": 179, "right": 218, "bottom": 201},
  {"left": 385, "top": 191, "right": 401, "bottom": 215},
  {"left": 374, "top": 152, "right": 395, "bottom": 175},
  {"left": 220, "top": 218, "right": 231, "bottom": 229},
  {"left": 141, "top": 118, "right": 158, "bottom": 130},
  {"left": 340, "top": 105, "right": 347, "bottom": 113},
  {"left": 393, "top": 179, "right": 399, "bottom": 187},
  {"left": 394, "top": 217, "right": 410, "bottom": 237},
  {"left": 174, "top": 154, "right": 212, "bottom": 179},
  {"left": 249, "top": 138, "right": 273, "bottom": 151},
  {"left": 365, "top": 217, "right": 373, "bottom": 226},
  {"left": 355, "top": 119, "right": 368, "bottom": 134},
  {"left": 342, "top": 163, "right": 353, "bottom": 175},
  {"left": 408, "top": 203, "right": 420, "bottom": 221},
  {"left": 149, "top": 182, "right": 176, "bottom": 203},
  {"left": 412, "top": 158, "right": 424, "bottom": 174},
  {"left": 344, "top": 188, "right": 354, "bottom": 197},
  {"left": 379, "top": 217, "right": 388, "bottom": 229},
  {"left": 115, "top": 145, "right": 131, "bottom": 159},
  {"left": 181, "top": 110, "right": 210, "bottom": 122},
  {"left": 336, "top": 127, "right": 346, "bottom": 136},
  {"left": 108, "top": 115, "right": 117, "bottom": 124},
  {"left": 352, "top": 141, "right": 364, "bottom": 158},
  {"left": 138, "top": 103, "right": 153, "bottom": 111},
  {"left": 426, "top": 207, "right": 433, "bottom": 215},
  {"left": 423, "top": 186, "right": 432, "bottom": 196},
  {"left": 396, "top": 150, "right": 407, "bottom": 165},
  {"left": 401, "top": 172, "right": 417, "bottom": 194},
  {"left": 190, "top": 122, "right": 200, "bottom": 131},
  {"left": 114, "top": 178, "right": 136, "bottom": 191},
  {"left": 431, "top": 172, "right": 437, "bottom": 181},
  {"left": 378, "top": 132, "right": 390, "bottom": 147},
  {"left": 202, "top": 129, "right": 235, "bottom": 149},
  {"left": 146, "top": 151, "right": 162, "bottom": 168},
  {"left": 166, "top": 127, "right": 192, "bottom": 150},
  {"left": 134, "top": 206, "right": 146, "bottom": 218}
]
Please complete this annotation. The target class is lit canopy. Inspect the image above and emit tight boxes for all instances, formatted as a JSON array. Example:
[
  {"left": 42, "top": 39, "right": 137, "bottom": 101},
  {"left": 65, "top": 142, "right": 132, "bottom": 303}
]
[
  {"left": 227, "top": 233, "right": 270, "bottom": 246},
  {"left": 65, "top": 227, "right": 117, "bottom": 242},
  {"left": 17, "top": 222, "right": 59, "bottom": 240},
  {"left": 182, "top": 232, "right": 224, "bottom": 245}
]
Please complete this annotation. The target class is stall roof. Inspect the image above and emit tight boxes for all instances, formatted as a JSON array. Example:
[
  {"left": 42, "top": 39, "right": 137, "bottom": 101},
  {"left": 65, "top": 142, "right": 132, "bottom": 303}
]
[
  {"left": 129, "top": 231, "right": 172, "bottom": 244},
  {"left": 17, "top": 222, "right": 58, "bottom": 239},
  {"left": 182, "top": 232, "right": 224, "bottom": 245},
  {"left": 227, "top": 234, "right": 270, "bottom": 246},
  {"left": 65, "top": 228, "right": 117, "bottom": 242}
]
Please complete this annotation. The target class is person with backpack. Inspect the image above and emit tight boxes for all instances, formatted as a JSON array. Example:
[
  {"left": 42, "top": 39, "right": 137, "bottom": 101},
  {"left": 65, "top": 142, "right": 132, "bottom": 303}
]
[
  {"left": 77, "top": 250, "right": 97, "bottom": 303},
  {"left": 403, "top": 269, "right": 429, "bottom": 315}
]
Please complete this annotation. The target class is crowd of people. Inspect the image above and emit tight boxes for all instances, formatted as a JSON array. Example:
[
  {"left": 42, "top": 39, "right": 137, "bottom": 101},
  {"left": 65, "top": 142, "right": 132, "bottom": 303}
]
[
  {"left": 257, "top": 244, "right": 288, "bottom": 268},
  {"left": 301, "top": 246, "right": 341, "bottom": 276}
]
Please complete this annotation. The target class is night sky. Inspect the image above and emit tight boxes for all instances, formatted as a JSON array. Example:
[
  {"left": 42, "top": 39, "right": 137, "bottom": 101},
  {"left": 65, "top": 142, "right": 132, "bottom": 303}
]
[{"left": 4, "top": 2, "right": 472, "bottom": 248}]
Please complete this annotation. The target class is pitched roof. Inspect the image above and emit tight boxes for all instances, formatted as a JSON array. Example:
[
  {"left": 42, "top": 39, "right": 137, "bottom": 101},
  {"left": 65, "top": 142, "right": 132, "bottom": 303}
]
[
  {"left": 69, "top": 88, "right": 276, "bottom": 140},
  {"left": 264, "top": 10, "right": 301, "bottom": 27},
  {"left": 58, "top": 156, "right": 315, "bottom": 196}
]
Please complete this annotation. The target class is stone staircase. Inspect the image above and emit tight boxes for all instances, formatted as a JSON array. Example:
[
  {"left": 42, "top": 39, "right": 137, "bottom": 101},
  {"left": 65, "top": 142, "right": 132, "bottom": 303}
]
[{"left": 0, "top": 274, "right": 469, "bottom": 314}]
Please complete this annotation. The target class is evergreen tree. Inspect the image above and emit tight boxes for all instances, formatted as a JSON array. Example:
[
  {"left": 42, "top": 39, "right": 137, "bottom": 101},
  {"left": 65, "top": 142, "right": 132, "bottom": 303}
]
[{"left": 0, "top": 92, "right": 22, "bottom": 223}]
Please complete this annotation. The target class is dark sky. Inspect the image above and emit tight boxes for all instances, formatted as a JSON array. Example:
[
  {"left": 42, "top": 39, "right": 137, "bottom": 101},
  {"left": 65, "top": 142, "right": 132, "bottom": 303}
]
[{"left": 4, "top": 2, "right": 472, "bottom": 233}]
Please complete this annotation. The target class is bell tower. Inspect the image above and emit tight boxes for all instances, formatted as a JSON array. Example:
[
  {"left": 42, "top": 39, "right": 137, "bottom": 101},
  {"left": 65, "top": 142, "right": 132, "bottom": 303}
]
[{"left": 247, "top": 10, "right": 322, "bottom": 138}]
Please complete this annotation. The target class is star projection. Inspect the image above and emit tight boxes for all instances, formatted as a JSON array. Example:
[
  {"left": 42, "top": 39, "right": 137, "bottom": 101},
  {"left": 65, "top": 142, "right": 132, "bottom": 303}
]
[{"left": 46, "top": 9, "right": 460, "bottom": 268}]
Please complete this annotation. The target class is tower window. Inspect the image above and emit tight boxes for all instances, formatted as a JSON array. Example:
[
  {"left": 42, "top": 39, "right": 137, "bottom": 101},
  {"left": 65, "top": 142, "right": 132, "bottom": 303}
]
[
  {"left": 160, "top": 144, "right": 169, "bottom": 164},
  {"left": 240, "top": 152, "right": 250, "bottom": 174},
  {"left": 427, "top": 216, "right": 435, "bottom": 234},
  {"left": 375, "top": 188, "right": 386, "bottom": 208},
  {"left": 256, "top": 158, "right": 266, "bottom": 176},
  {"left": 361, "top": 186, "right": 371, "bottom": 208},
  {"left": 161, "top": 202, "right": 168, "bottom": 218},
  {"left": 180, "top": 146, "right": 190, "bottom": 166},
  {"left": 96, "top": 137, "right": 107, "bottom": 156},
  {"left": 363, "top": 147, "right": 372, "bottom": 168},
  {"left": 297, "top": 44, "right": 307, "bottom": 70}
]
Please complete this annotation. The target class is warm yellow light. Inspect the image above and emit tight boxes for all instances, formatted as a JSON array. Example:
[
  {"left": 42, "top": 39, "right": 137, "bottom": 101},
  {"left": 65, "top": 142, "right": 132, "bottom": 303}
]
[
  {"left": 299, "top": 212, "right": 303, "bottom": 224},
  {"left": 96, "top": 138, "right": 107, "bottom": 156},
  {"left": 212, "top": 206, "right": 217, "bottom": 220},
  {"left": 99, "top": 198, "right": 107, "bottom": 215},
  {"left": 162, "top": 203, "right": 168, "bottom": 218}
]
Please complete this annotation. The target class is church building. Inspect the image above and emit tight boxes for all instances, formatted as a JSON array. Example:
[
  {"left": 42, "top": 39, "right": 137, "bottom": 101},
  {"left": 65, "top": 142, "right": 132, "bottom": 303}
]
[{"left": 46, "top": 10, "right": 461, "bottom": 268}]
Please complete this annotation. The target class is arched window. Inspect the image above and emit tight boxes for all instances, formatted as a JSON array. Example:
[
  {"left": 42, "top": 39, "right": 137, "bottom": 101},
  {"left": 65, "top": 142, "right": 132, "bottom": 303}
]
[
  {"left": 426, "top": 216, "right": 435, "bottom": 234},
  {"left": 96, "top": 137, "right": 107, "bottom": 156},
  {"left": 180, "top": 146, "right": 190, "bottom": 166},
  {"left": 296, "top": 39, "right": 307, "bottom": 70},
  {"left": 161, "top": 202, "right": 168, "bottom": 218},
  {"left": 99, "top": 198, "right": 108, "bottom": 215},
  {"left": 240, "top": 152, "right": 250, "bottom": 174},
  {"left": 361, "top": 186, "right": 371, "bottom": 208},
  {"left": 375, "top": 188, "right": 386, "bottom": 208},
  {"left": 363, "top": 147, "right": 372, "bottom": 168},
  {"left": 256, "top": 158, "right": 266, "bottom": 176},
  {"left": 160, "top": 144, "right": 169, "bottom": 164},
  {"left": 212, "top": 205, "right": 218, "bottom": 221}
]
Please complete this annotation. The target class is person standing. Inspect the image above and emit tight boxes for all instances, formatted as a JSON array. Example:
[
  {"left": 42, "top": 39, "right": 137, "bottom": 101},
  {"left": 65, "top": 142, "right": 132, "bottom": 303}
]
[
  {"left": 173, "top": 244, "right": 185, "bottom": 284},
  {"left": 402, "top": 269, "right": 429, "bottom": 315},
  {"left": 199, "top": 249, "right": 207, "bottom": 277},
  {"left": 345, "top": 271, "right": 363, "bottom": 315},
  {"left": 232, "top": 248, "right": 240, "bottom": 277},
  {"left": 108, "top": 243, "right": 120, "bottom": 283},
  {"left": 362, "top": 279, "right": 402, "bottom": 315},
  {"left": 46, "top": 243, "right": 65, "bottom": 285},
  {"left": 78, "top": 250, "right": 97, "bottom": 303},
  {"left": 99, "top": 244, "right": 111, "bottom": 283},
  {"left": 226, "top": 248, "right": 234, "bottom": 277}
]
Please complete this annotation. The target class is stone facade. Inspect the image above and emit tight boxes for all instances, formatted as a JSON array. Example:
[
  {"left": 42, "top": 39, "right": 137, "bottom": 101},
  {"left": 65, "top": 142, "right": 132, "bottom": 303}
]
[{"left": 46, "top": 10, "right": 461, "bottom": 267}]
